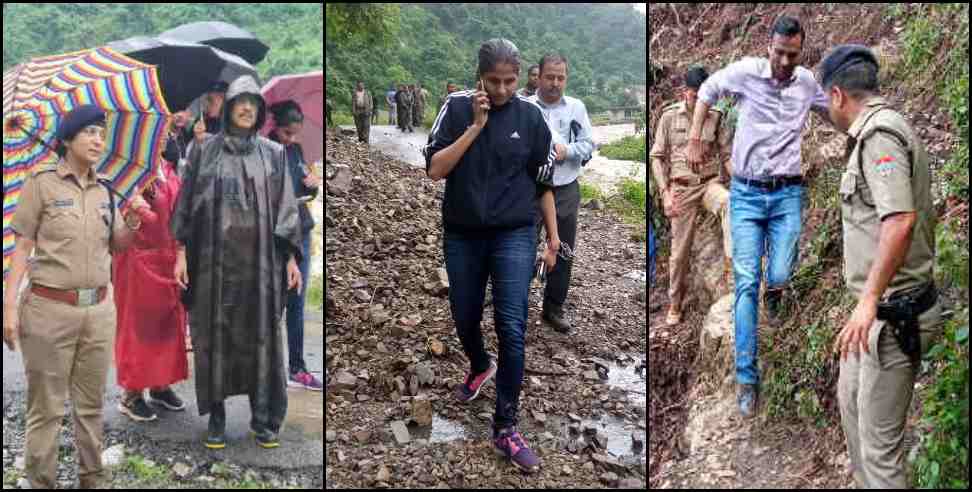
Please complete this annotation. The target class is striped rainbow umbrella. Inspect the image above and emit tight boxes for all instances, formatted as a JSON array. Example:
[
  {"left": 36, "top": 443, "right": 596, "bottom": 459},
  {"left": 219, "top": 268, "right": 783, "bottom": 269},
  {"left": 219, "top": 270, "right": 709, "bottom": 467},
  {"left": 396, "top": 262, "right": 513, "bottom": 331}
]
[{"left": 3, "top": 46, "right": 171, "bottom": 280}]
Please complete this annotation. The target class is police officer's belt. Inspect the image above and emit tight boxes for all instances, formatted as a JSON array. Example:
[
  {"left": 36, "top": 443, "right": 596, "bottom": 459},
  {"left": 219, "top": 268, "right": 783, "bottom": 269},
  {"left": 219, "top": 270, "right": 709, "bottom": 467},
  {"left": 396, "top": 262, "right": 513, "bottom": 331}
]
[
  {"left": 733, "top": 175, "right": 803, "bottom": 191},
  {"left": 32, "top": 284, "right": 107, "bottom": 307},
  {"left": 876, "top": 282, "right": 937, "bottom": 368},
  {"left": 673, "top": 175, "right": 718, "bottom": 187}
]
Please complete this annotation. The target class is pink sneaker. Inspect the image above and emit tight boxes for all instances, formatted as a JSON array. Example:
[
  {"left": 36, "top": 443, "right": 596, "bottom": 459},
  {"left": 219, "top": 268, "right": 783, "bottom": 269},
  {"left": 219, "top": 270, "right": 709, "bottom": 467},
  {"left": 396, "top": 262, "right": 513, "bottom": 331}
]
[
  {"left": 493, "top": 426, "right": 541, "bottom": 473},
  {"left": 289, "top": 370, "right": 323, "bottom": 391},
  {"left": 454, "top": 359, "right": 497, "bottom": 403}
]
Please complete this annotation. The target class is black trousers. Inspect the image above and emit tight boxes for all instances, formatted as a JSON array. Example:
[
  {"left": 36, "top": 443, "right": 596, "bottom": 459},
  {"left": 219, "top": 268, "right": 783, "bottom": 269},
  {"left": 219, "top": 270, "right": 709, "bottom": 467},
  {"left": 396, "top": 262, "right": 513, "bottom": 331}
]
[{"left": 535, "top": 179, "right": 580, "bottom": 308}]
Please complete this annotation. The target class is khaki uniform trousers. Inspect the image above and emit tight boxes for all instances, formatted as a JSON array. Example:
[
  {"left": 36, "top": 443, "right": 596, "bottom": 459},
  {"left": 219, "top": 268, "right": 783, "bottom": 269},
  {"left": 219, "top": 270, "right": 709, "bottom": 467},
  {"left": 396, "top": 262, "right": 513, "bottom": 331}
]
[
  {"left": 668, "top": 177, "right": 732, "bottom": 311},
  {"left": 19, "top": 287, "right": 116, "bottom": 489},
  {"left": 838, "top": 301, "right": 942, "bottom": 489}
]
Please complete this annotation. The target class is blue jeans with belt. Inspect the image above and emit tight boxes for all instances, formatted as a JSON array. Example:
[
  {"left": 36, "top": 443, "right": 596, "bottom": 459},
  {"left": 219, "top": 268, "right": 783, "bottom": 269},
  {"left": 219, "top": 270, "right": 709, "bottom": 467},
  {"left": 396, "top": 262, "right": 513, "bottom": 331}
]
[
  {"left": 444, "top": 224, "right": 535, "bottom": 430},
  {"left": 730, "top": 178, "right": 803, "bottom": 386}
]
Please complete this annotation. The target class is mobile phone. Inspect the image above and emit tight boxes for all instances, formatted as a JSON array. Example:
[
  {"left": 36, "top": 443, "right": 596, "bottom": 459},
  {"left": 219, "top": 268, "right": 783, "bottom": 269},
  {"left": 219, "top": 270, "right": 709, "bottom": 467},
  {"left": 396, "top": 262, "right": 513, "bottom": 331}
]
[{"left": 479, "top": 78, "right": 490, "bottom": 111}]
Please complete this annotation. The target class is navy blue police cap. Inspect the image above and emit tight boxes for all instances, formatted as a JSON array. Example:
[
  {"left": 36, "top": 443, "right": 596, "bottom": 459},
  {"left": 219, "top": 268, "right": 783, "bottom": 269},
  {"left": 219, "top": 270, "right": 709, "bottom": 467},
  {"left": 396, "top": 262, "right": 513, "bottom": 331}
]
[
  {"left": 819, "top": 44, "right": 879, "bottom": 89},
  {"left": 57, "top": 104, "right": 106, "bottom": 141}
]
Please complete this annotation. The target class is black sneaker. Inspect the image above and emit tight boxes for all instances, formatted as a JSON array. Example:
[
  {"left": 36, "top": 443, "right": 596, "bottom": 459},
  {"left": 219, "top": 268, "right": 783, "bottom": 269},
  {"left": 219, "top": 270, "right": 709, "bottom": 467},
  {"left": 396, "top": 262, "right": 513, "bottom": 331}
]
[
  {"left": 148, "top": 388, "right": 186, "bottom": 411},
  {"left": 118, "top": 394, "right": 158, "bottom": 422},
  {"left": 542, "top": 301, "right": 572, "bottom": 334}
]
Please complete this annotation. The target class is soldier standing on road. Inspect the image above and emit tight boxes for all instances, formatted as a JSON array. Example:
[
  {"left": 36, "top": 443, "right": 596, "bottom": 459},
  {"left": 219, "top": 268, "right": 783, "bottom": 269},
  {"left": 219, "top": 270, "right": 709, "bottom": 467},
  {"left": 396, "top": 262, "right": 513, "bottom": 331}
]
[
  {"left": 412, "top": 82, "right": 428, "bottom": 129},
  {"left": 351, "top": 81, "right": 373, "bottom": 144},
  {"left": 397, "top": 83, "right": 414, "bottom": 133}
]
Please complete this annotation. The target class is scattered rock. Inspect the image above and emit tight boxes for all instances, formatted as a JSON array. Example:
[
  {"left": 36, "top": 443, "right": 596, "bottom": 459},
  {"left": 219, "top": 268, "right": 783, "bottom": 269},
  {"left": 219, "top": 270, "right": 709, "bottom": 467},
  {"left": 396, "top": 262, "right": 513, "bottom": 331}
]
[
  {"left": 390, "top": 420, "right": 411, "bottom": 444},
  {"left": 415, "top": 363, "right": 435, "bottom": 386},
  {"left": 332, "top": 371, "right": 358, "bottom": 390},
  {"left": 173, "top": 462, "right": 192, "bottom": 479},
  {"left": 423, "top": 268, "right": 450, "bottom": 297},
  {"left": 584, "top": 198, "right": 604, "bottom": 210},
  {"left": 375, "top": 465, "right": 391, "bottom": 483},
  {"left": 600, "top": 471, "right": 619, "bottom": 487},
  {"left": 353, "top": 429, "right": 373, "bottom": 444},
  {"left": 102, "top": 444, "right": 126, "bottom": 468},
  {"left": 411, "top": 395, "right": 433, "bottom": 427},
  {"left": 618, "top": 477, "right": 645, "bottom": 489},
  {"left": 327, "top": 164, "right": 353, "bottom": 196}
]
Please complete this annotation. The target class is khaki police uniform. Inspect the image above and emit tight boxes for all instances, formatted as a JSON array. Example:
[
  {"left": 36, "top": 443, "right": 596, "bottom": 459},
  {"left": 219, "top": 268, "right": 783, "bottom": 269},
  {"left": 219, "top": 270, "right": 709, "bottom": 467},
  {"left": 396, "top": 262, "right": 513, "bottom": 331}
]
[
  {"left": 11, "top": 159, "right": 127, "bottom": 489},
  {"left": 836, "top": 97, "right": 940, "bottom": 489},
  {"left": 649, "top": 101, "right": 733, "bottom": 312}
]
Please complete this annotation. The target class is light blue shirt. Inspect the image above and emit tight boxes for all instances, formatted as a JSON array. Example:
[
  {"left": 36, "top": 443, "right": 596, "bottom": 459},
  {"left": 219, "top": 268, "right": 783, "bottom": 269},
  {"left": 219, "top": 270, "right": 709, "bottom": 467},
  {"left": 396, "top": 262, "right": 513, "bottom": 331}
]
[
  {"left": 527, "top": 91, "right": 594, "bottom": 186},
  {"left": 698, "top": 57, "right": 830, "bottom": 179}
]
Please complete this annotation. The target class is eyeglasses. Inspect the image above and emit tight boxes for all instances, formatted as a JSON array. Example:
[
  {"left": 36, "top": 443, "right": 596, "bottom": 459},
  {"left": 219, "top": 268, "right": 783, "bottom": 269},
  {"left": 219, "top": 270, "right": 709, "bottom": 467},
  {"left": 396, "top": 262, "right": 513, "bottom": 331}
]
[{"left": 79, "top": 126, "right": 107, "bottom": 140}]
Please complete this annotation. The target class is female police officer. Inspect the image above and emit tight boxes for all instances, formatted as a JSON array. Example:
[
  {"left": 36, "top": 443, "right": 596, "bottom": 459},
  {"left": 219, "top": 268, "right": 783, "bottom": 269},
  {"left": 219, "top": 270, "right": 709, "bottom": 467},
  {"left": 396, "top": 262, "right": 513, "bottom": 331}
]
[{"left": 3, "top": 104, "right": 142, "bottom": 489}]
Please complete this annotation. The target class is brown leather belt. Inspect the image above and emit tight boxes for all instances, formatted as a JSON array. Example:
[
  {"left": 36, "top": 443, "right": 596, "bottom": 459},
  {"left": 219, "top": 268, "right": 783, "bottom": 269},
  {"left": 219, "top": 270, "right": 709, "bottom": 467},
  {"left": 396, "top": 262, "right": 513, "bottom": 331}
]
[
  {"left": 672, "top": 175, "right": 718, "bottom": 187},
  {"left": 31, "top": 284, "right": 107, "bottom": 307}
]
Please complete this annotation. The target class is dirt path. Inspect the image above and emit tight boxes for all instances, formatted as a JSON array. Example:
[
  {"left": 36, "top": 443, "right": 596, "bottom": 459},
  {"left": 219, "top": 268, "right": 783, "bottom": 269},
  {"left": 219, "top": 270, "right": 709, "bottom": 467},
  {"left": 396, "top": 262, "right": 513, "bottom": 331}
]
[{"left": 655, "top": 392, "right": 856, "bottom": 489}]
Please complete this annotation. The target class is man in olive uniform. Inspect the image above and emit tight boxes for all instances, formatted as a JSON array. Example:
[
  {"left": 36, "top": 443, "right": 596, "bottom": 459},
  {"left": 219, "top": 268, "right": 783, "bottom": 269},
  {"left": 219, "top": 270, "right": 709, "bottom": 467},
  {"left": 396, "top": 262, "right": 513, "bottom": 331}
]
[
  {"left": 820, "top": 45, "right": 940, "bottom": 489},
  {"left": 412, "top": 82, "right": 427, "bottom": 128},
  {"left": 3, "top": 105, "right": 139, "bottom": 489},
  {"left": 649, "top": 67, "right": 733, "bottom": 326},
  {"left": 351, "top": 81, "right": 373, "bottom": 144},
  {"left": 397, "top": 84, "right": 414, "bottom": 133}
]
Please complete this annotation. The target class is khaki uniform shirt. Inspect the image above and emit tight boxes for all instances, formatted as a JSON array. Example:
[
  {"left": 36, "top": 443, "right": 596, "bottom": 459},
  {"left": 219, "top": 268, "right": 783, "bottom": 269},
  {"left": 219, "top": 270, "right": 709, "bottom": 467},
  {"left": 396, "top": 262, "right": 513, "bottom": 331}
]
[
  {"left": 649, "top": 101, "right": 731, "bottom": 189},
  {"left": 840, "top": 97, "right": 935, "bottom": 298},
  {"left": 11, "top": 159, "right": 126, "bottom": 290}
]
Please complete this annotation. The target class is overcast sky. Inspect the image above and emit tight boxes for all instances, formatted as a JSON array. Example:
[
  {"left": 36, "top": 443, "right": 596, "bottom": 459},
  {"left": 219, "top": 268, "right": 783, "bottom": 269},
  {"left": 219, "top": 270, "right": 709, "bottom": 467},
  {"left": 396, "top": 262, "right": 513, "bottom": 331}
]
[{"left": 634, "top": 3, "right": 646, "bottom": 14}]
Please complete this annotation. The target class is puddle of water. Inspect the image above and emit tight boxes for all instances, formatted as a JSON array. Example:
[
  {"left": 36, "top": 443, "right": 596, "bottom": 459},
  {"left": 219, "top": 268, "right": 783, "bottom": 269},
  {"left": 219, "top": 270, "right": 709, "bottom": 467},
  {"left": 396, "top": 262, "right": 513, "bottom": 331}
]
[
  {"left": 387, "top": 354, "right": 646, "bottom": 459},
  {"left": 408, "top": 415, "right": 474, "bottom": 443},
  {"left": 546, "top": 414, "right": 646, "bottom": 458},
  {"left": 599, "top": 357, "right": 647, "bottom": 409}
]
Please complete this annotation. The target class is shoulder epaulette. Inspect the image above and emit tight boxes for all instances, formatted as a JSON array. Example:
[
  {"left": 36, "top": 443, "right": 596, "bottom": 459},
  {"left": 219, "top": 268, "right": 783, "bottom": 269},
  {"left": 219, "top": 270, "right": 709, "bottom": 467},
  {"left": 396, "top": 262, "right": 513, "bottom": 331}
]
[{"left": 31, "top": 163, "right": 58, "bottom": 177}]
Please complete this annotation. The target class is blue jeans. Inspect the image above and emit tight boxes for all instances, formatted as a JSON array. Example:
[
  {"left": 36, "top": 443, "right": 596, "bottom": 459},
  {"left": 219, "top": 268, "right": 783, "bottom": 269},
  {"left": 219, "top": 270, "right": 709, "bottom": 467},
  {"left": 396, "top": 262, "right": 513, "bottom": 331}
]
[
  {"left": 444, "top": 225, "right": 535, "bottom": 430},
  {"left": 648, "top": 216, "right": 657, "bottom": 287},
  {"left": 730, "top": 179, "right": 803, "bottom": 386},
  {"left": 286, "top": 232, "right": 312, "bottom": 375}
]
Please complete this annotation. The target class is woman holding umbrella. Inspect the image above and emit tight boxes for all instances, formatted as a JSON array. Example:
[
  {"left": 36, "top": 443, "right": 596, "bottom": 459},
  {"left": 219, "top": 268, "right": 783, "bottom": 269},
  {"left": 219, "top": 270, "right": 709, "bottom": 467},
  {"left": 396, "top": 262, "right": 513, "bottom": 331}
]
[
  {"left": 3, "top": 105, "right": 142, "bottom": 489},
  {"left": 4, "top": 45, "right": 171, "bottom": 487}
]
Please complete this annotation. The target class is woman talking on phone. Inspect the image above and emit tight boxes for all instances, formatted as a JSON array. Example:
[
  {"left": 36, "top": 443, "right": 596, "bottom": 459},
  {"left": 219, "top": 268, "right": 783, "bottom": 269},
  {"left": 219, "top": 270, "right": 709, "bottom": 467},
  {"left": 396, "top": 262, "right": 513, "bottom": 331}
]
[{"left": 423, "top": 38, "right": 561, "bottom": 474}]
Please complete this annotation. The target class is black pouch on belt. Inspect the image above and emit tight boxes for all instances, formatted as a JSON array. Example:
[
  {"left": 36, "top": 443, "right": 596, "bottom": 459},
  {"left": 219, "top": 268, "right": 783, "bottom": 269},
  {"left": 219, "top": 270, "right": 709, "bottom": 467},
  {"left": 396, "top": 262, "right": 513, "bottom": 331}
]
[{"left": 876, "top": 283, "right": 937, "bottom": 368}]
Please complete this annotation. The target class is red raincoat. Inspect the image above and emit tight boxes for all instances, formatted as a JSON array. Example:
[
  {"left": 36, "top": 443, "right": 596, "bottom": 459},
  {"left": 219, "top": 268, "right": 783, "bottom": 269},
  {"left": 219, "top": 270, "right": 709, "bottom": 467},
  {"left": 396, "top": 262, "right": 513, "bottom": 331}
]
[{"left": 113, "top": 163, "right": 188, "bottom": 391}]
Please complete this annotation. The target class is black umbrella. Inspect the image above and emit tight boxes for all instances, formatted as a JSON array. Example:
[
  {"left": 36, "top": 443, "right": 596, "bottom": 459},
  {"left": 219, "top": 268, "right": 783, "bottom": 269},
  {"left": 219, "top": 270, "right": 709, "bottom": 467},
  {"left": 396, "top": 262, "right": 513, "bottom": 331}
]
[
  {"left": 105, "top": 36, "right": 258, "bottom": 112},
  {"left": 159, "top": 21, "right": 269, "bottom": 65}
]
